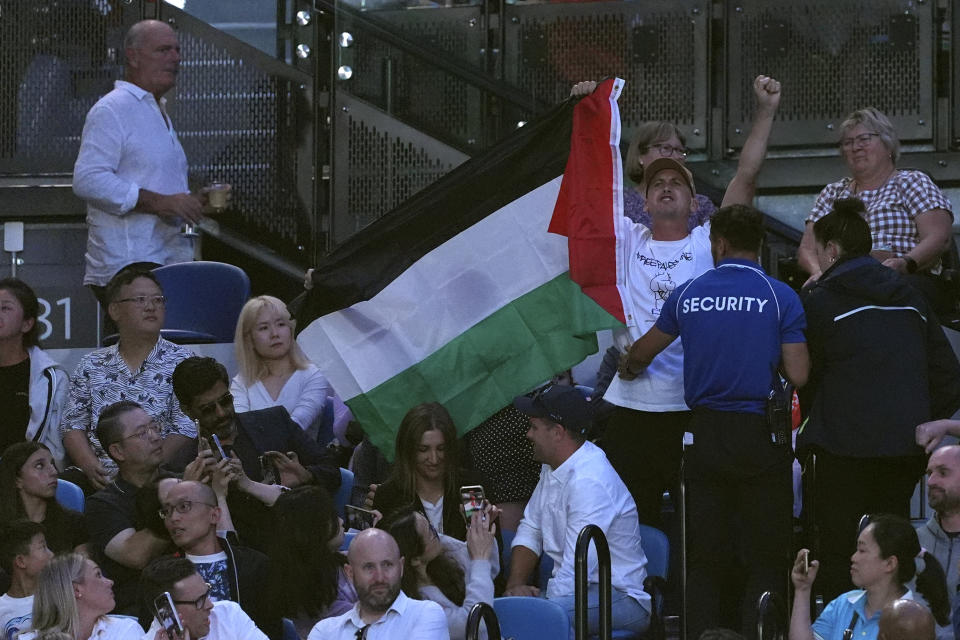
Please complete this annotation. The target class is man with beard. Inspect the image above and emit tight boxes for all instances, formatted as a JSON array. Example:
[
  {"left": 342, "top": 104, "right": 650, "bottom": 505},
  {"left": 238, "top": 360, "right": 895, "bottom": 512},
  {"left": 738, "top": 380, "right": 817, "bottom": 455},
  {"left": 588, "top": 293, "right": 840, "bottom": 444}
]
[
  {"left": 307, "top": 528, "right": 448, "bottom": 639},
  {"left": 917, "top": 445, "right": 960, "bottom": 639},
  {"left": 170, "top": 356, "right": 340, "bottom": 551}
]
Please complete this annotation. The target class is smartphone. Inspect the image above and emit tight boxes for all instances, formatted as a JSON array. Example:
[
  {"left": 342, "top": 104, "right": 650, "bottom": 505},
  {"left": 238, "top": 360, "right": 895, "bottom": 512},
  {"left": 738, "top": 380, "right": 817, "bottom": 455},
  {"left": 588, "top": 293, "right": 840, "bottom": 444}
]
[
  {"left": 153, "top": 592, "right": 184, "bottom": 638},
  {"left": 345, "top": 505, "right": 377, "bottom": 531},
  {"left": 210, "top": 434, "right": 227, "bottom": 462},
  {"left": 258, "top": 454, "right": 278, "bottom": 483},
  {"left": 460, "top": 485, "right": 486, "bottom": 523},
  {"left": 801, "top": 549, "right": 810, "bottom": 575}
]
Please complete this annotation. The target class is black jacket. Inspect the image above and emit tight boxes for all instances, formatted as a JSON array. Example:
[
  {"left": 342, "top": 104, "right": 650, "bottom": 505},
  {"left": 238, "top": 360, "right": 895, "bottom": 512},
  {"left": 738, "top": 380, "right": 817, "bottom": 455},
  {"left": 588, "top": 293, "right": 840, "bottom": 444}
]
[{"left": 799, "top": 255, "right": 960, "bottom": 457}]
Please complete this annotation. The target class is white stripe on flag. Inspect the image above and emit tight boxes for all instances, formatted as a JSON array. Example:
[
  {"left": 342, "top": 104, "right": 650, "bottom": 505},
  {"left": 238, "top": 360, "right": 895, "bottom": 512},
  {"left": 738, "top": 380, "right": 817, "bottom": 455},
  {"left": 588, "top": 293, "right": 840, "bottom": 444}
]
[{"left": 298, "top": 176, "right": 567, "bottom": 400}]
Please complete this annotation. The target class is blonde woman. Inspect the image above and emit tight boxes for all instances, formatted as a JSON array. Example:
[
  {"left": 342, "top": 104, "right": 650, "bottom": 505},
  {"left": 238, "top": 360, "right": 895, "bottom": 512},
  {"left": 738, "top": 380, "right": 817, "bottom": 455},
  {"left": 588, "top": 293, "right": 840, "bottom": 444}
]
[
  {"left": 231, "top": 296, "right": 333, "bottom": 438},
  {"left": 21, "top": 553, "right": 144, "bottom": 640}
]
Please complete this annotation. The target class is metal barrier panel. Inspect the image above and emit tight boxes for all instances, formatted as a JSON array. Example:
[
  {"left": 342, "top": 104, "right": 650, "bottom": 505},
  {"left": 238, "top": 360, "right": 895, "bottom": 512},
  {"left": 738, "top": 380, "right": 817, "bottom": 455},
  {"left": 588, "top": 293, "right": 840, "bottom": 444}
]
[
  {"left": 331, "top": 91, "right": 469, "bottom": 243},
  {"left": 341, "top": 6, "right": 496, "bottom": 149},
  {"left": 726, "top": 0, "right": 934, "bottom": 149},
  {"left": 163, "top": 6, "right": 316, "bottom": 263},
  {"left": 0, "top": 1, "right": 134, "bottom": 174},
  {"left": 503, "top": 0, "right": 710, "bottom": 151}
]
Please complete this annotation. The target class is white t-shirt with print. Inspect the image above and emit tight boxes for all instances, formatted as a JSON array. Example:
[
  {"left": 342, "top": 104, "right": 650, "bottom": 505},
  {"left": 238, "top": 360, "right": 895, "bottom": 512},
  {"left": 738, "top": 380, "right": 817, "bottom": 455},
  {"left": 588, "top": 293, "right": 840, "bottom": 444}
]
[{"left": 603, "top": 224, "right": 712, "bottom": 411}]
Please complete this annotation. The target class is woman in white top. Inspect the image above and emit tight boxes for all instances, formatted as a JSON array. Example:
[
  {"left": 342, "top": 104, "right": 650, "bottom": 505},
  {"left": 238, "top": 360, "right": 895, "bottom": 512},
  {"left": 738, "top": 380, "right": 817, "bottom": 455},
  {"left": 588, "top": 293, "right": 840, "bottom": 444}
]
[
  {"left": 22, "top": 552, "right": 144, "bottom": 640},
  {"left": 381, "top": 506, "right": 500, "bottom": 640},
  {"left": 231, "top": 295, "right": 333, "bottom": 439}
]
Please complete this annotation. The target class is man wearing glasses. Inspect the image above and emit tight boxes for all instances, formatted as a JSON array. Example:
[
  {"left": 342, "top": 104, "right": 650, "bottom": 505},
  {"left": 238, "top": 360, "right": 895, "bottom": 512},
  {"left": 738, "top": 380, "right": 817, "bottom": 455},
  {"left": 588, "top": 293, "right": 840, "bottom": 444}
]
[
  {"left": 158, "top": 480, "right": 275, "bottom": 636},
  {"left": 85, "top": 400, "right": 184, "bottom": 615},
  {"left": 61, "top": 268, "right": 195, "bottom": 493},
  {"left": 170, "top": 356, "right": 340, "bottom": 552},
  {"left": 142, "top": 556, "right": 269, "bottom": 640}
]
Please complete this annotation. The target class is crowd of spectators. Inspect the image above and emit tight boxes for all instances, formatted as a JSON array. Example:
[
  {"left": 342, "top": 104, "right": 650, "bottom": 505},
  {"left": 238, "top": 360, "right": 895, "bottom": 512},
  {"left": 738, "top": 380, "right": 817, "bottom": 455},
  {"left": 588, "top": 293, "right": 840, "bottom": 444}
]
[{"left": 3, "top": 18, "right": 960, "bottom": 640}]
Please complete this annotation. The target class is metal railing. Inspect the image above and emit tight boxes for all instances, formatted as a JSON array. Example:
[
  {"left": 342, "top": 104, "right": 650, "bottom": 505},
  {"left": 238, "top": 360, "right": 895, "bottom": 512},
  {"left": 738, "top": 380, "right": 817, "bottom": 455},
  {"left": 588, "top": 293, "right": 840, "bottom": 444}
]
[
  {"left": 465, "top": 602, "right": 501, "bottom": 640},
  {"left": 574, "top": 523, "right": 613, "bottom": 640}
]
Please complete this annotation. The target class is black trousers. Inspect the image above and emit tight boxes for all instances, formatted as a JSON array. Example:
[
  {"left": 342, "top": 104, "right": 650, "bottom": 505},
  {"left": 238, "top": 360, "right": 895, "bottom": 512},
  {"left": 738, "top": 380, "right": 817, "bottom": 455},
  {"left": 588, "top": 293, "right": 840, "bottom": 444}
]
[
  {"left": 809, "top": 450, "right": 922, "bottom": 603},
  {"left": 600, "top": 407, "right": 690, "bottom": 529},
  {"left": 684, "top": 409, "right": 793, "bottom": 640}
]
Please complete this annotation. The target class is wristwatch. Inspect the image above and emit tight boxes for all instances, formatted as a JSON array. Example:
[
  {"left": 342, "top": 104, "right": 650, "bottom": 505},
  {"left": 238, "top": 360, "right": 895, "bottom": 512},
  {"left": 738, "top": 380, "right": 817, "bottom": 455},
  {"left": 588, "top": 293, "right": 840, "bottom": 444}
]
[{"left": 903, "top": 255, "right": 918, "bottom": 274}]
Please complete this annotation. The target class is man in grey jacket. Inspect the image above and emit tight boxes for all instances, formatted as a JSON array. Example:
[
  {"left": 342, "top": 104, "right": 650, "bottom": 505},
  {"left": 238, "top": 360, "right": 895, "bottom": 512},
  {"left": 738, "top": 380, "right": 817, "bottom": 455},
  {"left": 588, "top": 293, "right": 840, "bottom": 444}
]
[{"left": 918, "top": 445, "right": 960, "bottom": 639}]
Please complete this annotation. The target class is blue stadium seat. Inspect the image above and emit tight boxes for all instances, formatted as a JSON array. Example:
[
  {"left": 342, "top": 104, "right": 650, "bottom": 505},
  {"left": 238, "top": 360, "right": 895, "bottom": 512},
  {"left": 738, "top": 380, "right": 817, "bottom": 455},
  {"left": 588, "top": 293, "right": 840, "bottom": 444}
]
[
  {"left": 494, "top": 596, "right": 569, "bottom": 640},
  {"left": 335, "top": 467, "right": 354, "bottom": 518},
  {"left": 281, "top": 617, "right": 299, "bottom": 640},
  {"left": 55, "top": 478, "right": 84, "bottom": 512},
  {"left": 152, "top": 261, "right": 250, "bottom": 343}
]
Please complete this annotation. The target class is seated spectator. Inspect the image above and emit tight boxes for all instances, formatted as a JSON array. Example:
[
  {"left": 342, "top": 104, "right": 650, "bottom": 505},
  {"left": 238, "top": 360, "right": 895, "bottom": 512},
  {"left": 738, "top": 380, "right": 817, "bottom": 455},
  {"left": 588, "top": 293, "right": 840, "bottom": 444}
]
[
  {"left": 85, "top": 401, "right": 173, "bottom": 614},
  {"left": 380, "top": 506, "right": 499, "bottom": 640},
  {"left": 0, "top": 520, "right": 53, "bottom": 638},
  {"left": 307, "top": 528, "right": 449, "bottom": 640},
  {"left": 20, "top": 552, "right": 144, "bottom": 640},
  {"left": 141, "top": 556, "right": 268, "bottom": 640},
  {"left": 798, "top": 107, "right": 955, "bottom": 314},
  {"left": 171, "top": 356, "right": 340, "bottom": 551},
  {"left": 159, "top": 480, "right": 274, "bottom": 636},
  {"left": 0, "top": 278, "right": 68, "bottom": 469},
  {"left": 267, "top": 486, "right": 356, "bottom": 638},
  {"left": 506, "top": 385, "right": 650, "bottom": 637},
  {"left": 372, "top": 403, "right": 483, "bottom": 541},
  {"left": 0, "top": 442, "right": 87, "bottom": 554},
  {"left": 231, "top": 295, "right": 334, "bottom": 440},
  {"left": 61, "top": 268, "right": 196, "bottom": 493},
  {"left": 879, "top": 599, "right": 936, "bottom": 640},
  {"left": 790, "top": 514, "right": 949, "bottom": 640},
  {"left": 799, "top": 197, "right": 960, "bottom": 601}
]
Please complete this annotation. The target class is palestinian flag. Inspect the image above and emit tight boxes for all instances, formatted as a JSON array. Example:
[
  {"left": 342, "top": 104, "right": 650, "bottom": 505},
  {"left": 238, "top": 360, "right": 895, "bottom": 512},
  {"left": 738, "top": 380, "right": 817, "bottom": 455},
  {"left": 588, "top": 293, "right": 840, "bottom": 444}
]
[{"left": 296, "top": 80, "right": 626, "bottom": 458}]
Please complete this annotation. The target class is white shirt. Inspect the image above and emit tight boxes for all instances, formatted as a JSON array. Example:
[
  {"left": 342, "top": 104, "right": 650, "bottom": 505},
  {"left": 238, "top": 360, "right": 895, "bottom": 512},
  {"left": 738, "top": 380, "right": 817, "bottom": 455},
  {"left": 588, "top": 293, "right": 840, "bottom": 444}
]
[
  {"left": 513, "top": 441, "right": 651, "bottom": 610},
  {"left": 144, "top": 600, "right": 267, "bottom": 640},
  {"left": 19, "top": 615, "right": 143, "bottom": 640},
  {"left": 603, "top": 224, "right": 712, "bottom": 411},
  {"left": 230, "top": 364, "right": 333, "bottom": 434},
  {"left": 307, "top": 591, "right": 449, "bottom": 640},
  {"left": 73, "top": 80, "right": 194, "bottom": 286},
  {"left": 0, "top": 593, "right": 32, "bottom": 640}
]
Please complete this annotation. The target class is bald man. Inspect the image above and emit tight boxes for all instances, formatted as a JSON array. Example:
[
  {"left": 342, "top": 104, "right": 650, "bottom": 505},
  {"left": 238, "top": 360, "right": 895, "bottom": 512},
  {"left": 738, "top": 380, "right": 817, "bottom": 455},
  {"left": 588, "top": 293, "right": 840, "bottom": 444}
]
[
  {"left": 307, "top": 528, "right": 449, "bottom": 639},
  {"left": 878, "top": 599, "right": 935, "bottom": 640},
  {"left": 918, "top": 445, "right": 960, "bottom": 639},
  {"left": 73, "top": 19, "right": 206, "bottom": 301}
]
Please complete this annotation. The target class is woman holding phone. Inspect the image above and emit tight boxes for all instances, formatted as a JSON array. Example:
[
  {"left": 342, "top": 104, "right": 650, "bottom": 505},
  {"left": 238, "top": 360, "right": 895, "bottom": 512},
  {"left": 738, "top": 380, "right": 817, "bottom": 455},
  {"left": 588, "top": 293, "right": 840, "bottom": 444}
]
[
  {"left": 372, "top": 402, "right": 484, "bottom": 541},
  {"left": 21, "top": 553, "right": 144, "bottom": 640},
  {"left": 789, "top": 514, "right": 948, "bottom": 640},
  {"left": 381, "top": 506, "right": 500, "bottom": 640}
]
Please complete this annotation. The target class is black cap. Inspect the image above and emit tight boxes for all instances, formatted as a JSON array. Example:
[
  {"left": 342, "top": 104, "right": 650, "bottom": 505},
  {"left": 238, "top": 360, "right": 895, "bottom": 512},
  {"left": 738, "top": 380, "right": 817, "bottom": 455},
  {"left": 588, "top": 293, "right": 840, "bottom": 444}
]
[{"left": 513, "top": 385, "right": 594, "bottom": 435}]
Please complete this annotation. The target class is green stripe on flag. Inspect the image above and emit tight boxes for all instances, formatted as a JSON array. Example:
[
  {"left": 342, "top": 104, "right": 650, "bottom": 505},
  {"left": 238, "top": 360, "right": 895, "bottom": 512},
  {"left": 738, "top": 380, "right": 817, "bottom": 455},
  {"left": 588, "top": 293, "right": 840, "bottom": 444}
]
[{"left": 346, "top": 272, "right": 624, "bottom": 459}]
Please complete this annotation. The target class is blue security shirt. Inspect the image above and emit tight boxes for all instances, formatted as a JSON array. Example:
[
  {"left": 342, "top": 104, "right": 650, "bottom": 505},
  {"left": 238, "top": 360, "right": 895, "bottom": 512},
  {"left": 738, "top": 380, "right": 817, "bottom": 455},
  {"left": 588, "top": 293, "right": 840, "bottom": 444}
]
[{"left": 655, "top": 258, "right": 806, "bottom": 414}]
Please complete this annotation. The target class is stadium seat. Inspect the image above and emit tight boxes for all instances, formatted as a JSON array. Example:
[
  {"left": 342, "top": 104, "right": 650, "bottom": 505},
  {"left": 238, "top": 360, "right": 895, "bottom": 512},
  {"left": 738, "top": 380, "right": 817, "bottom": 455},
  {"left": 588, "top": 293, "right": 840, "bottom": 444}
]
[
  {"left": 55, "top": 478, "right": 84, "bottom": 512},
  {"left": 335, "top": 467, "right": 354, "bottom": 518},
  {"left": 494, "top": 596, "right": 569, "bottom": 640},
  {"left": 281, "top": 617, "right": 298, "bottom": 640}
]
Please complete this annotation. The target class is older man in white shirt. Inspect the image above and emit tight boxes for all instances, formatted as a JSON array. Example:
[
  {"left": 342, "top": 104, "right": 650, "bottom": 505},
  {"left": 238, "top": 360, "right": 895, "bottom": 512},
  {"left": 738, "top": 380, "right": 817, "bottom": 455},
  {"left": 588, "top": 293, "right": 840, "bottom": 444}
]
[
  {"left": 506, "top": 385, "right": 651, "bottom": 636},
  {"left": 73, "top": 19, "right": 204, "bottom": 301},
  {"left": 309, "top": 528, "right": 449, "bottom": 640}
]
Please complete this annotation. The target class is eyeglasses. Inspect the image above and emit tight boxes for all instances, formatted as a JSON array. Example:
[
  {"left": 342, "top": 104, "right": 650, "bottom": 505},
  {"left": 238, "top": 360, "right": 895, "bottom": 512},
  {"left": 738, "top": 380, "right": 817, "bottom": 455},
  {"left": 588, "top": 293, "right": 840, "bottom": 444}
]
[
  {"left": 648, "top": 143, "right": 687, "bottom": 158},
  {"left": 196, "top": 392, "right": 234, "bottom": 418},
  {"left": 121, "top": 422, "right": 161, "bottom": 442},
  {"left": 172, "top": 583, "right": 212, "bottom": 609},
  {"left": 839, "top": 132, "right": 881, "bottom": 149},
  {"left": 114, "top": 295, "right": 166, "bottom": 307},
  {"left": 158, "top": 500, "right": 217, "bottom": 520}
]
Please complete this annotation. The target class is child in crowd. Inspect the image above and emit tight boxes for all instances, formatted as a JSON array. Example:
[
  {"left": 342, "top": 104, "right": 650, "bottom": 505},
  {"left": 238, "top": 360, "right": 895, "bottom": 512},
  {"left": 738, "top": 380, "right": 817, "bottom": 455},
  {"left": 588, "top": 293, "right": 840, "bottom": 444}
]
[{"left": 0, "top": 520, "right": 54, "bottom": 639}]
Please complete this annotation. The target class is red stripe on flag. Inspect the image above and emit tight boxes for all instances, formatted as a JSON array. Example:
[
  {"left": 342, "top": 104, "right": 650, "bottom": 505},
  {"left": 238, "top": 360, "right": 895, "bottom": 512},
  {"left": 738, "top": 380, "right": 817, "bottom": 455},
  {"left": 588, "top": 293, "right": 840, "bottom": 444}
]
[{"left": 549, "top": 78, "right": 625, "bottom": 324}]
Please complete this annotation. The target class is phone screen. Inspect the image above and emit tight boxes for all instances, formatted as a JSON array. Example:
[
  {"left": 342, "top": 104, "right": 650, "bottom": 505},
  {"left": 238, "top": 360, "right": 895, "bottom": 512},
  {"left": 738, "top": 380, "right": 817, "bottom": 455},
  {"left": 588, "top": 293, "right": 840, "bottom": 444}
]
[
  {"left": 210, "top": 434, "right": 227, "bottom": 462},
  {"left": 460, "top": 485, "right": 486, "bottom": 522},
  {"left": 345, "top": 505, "right": 377, "bottom": 531},
  {"left": 153, "top": 592, "right": 184, "bottom": 637}
]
